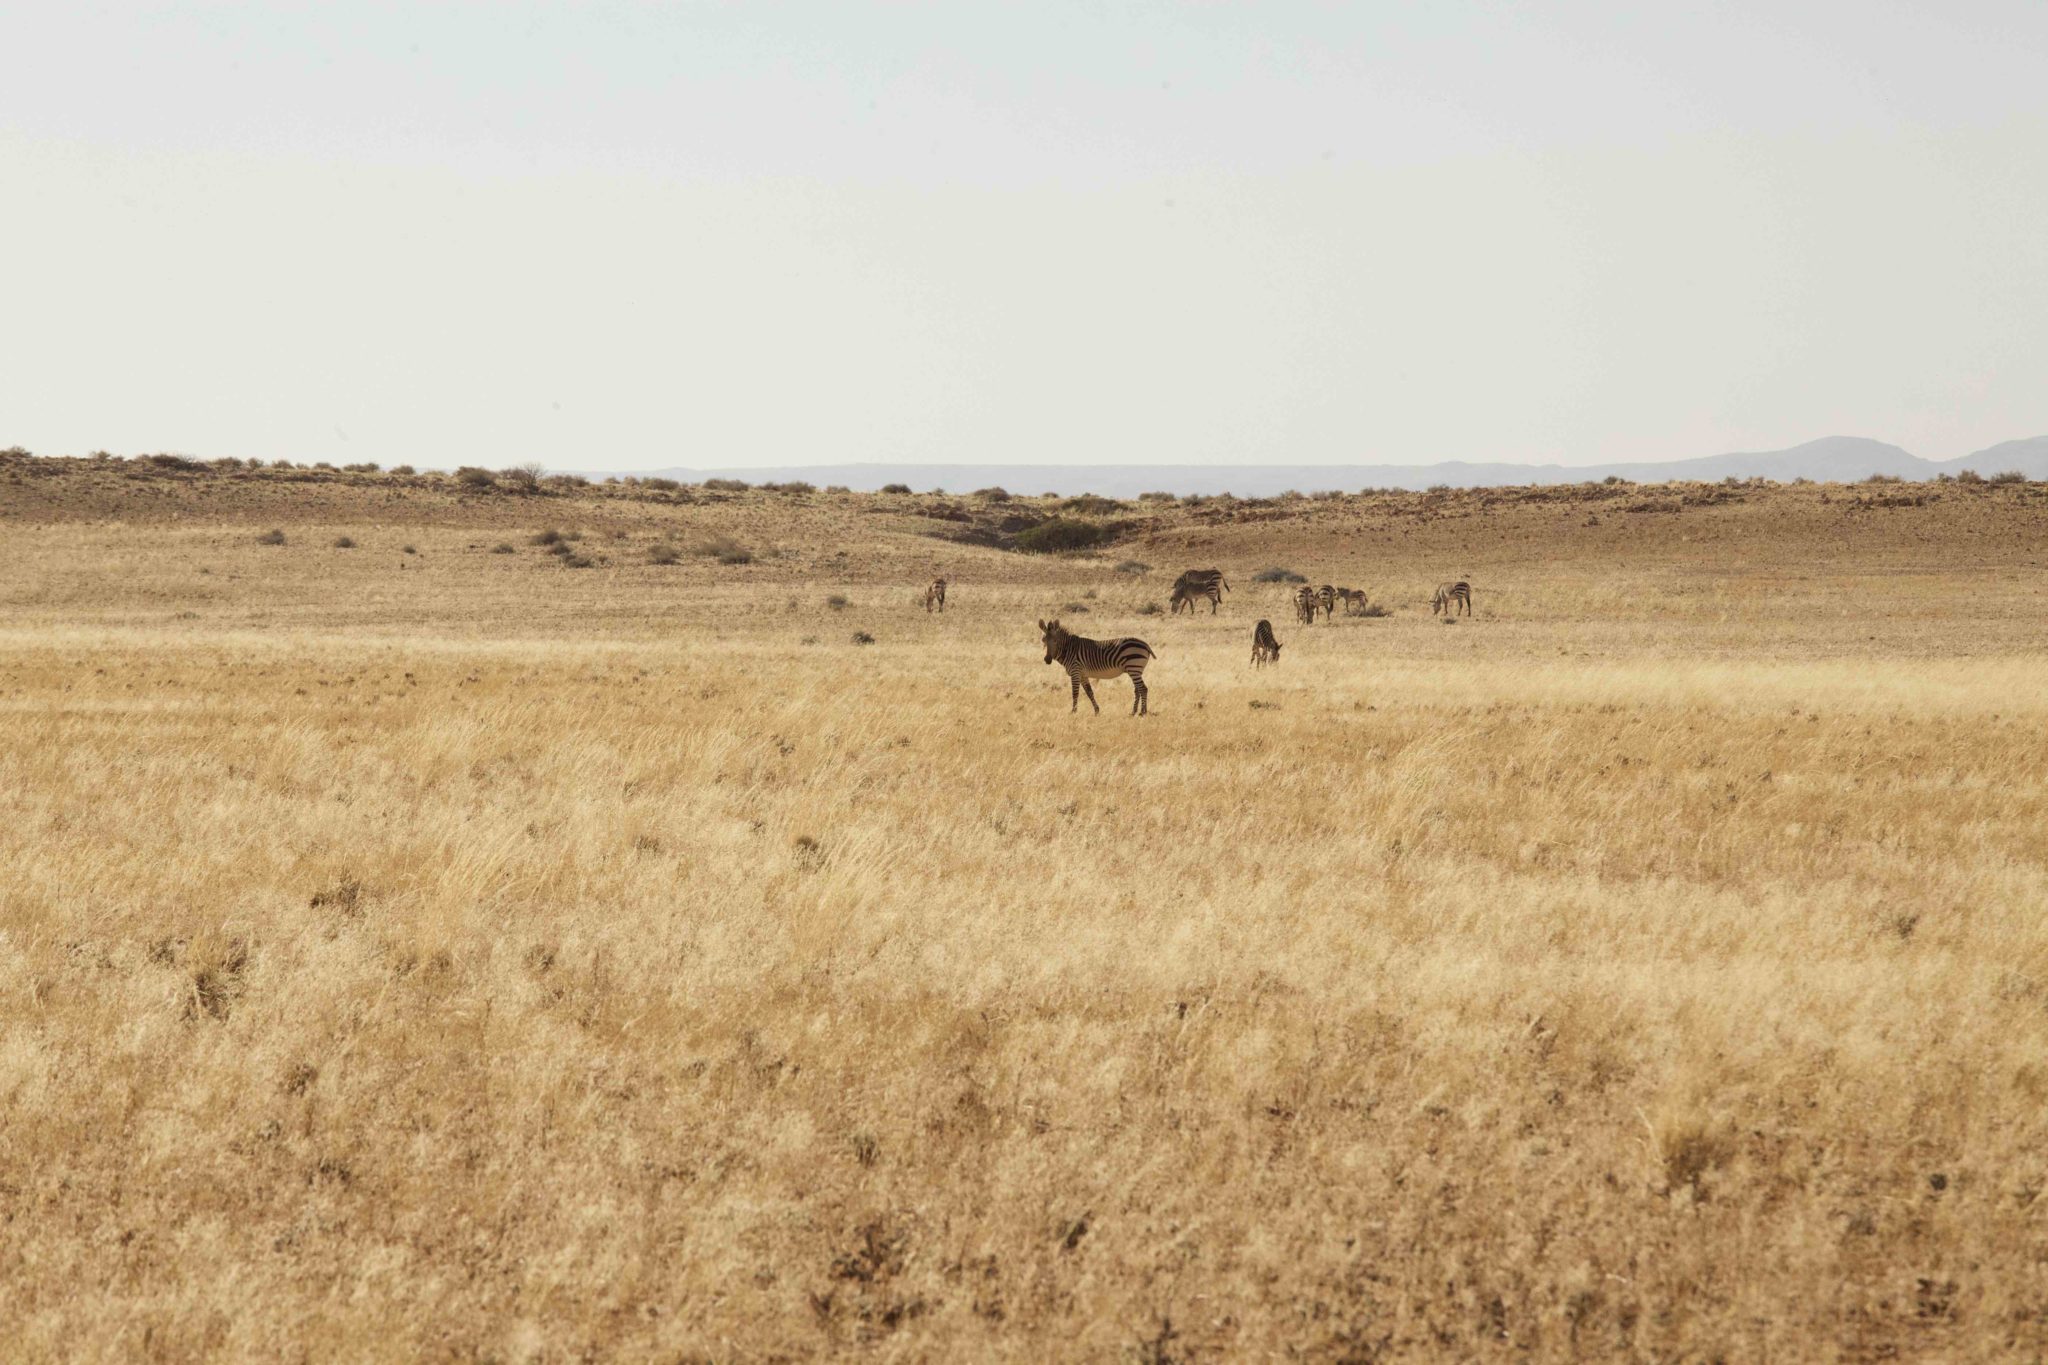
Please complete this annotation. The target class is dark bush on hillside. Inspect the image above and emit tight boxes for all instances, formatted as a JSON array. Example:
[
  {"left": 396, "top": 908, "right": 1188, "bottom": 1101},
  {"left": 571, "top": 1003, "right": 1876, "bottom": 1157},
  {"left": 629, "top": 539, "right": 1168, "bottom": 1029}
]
[
  {"left": 455, "top": 466, "right": 495, "bottom": 489},
  {"left": 824, "top": 485, "right": 850, "bottom": 495},
  {"left": 1013, "top": 519, "right": 1111, "bottom": 554},
  {"left": 490, "top": 543, "right": 515, "bottom": 554},
  {"left": 501, "top": 464, "right": 541, "bottom": 492},
  {"left": 532, "top": 529, "right": 565, "bottom": 545},
  {"left": 1955, "top": 468, "right": 1985, "bottom": 484},
  {"left": 852, "top": 631, "right": 876, "bottom": 645},
  {"left": 1990, "top": 470, "right": 2028, "bottom": 484},
  {"left": 1358, "top": 602, "right": 1392, "bottom": 618},
  {"left": 1138, "top": 491, "right": 1176, "bottom": 502},
  {"left": 332, "top": 536, "right": 355, "bottom": 549},
  {"left": 703, "top": 478, "right": 750, "bottom": 492},
  {"left": 826, "top": 594, "right": 850, "bottom": 609},
  {"left": 1059, "top": 494, "right": 1126, "bottom": 516},
  {"left": 648, "top": 542, "right": 681, "bottom": 565},
  {"left": 562, "top": 554, "right": 595, "bottom": 569},
  {"left": 973, "top": 487, "right": 1011, "bottom": 502},
  {"left": 1253, "top": 567, "right": 1305, "bottom": 583},
  {"left": 880, "top": 483, "right": 912, "bottom": 495},
  {"left": 343, "top": 462, "right": 380, "bottom": 473},
  {"left": 1136, "top": 602, "right": 1164, "bottom": 615},
  {"left": 148, "top": 453, "right": 203, "bottom": 471},
  {"left": 257, "top": 529, "right": 286, "bottom": 545},
  {"left": 546, "top": 474, "right": 590, "bottom": 490},
  {"left": 641, "top": 477, "right": 680, "bottom": 491},
  {"left": 402, "top": 545, "right": 418, "bottom": 555},
  {"left": 390, "top": 464, "right": 416, "bottom": 476},
  {"left": 685, "top": 531, "right": 750, "bottom": 562},
  {"left": 762, "top": 480, "right": 815, "bottom": 494},
  {"left": 1114, "top": 560, "right": 1151, "bottom": 575}
]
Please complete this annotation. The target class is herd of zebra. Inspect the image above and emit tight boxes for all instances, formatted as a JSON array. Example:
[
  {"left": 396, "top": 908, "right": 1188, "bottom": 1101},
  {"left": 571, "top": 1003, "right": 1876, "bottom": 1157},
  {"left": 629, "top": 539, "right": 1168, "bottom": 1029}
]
[{"left": 1009, "top": 570, "right": 1476, "bottom": 715}]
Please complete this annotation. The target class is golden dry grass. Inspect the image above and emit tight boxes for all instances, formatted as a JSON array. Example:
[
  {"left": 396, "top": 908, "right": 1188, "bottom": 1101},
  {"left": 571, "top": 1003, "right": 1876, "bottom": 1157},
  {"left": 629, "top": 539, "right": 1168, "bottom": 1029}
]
[{"left": 5, "top": 456, "right": 2048, "bottom": 1360}]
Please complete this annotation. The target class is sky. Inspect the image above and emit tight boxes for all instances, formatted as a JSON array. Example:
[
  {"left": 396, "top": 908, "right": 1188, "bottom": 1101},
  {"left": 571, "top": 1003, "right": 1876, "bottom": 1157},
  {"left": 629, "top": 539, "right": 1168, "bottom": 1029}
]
[{"left": 2, "top": 2, "right": 2045, "bottom": 472}]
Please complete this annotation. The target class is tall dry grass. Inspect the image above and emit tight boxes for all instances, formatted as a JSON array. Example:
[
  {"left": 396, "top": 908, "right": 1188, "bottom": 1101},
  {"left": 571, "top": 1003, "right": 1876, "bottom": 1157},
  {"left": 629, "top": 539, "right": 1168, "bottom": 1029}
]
[{"left": 3, "top": 481, "right": 2048, "bottom": 1359}]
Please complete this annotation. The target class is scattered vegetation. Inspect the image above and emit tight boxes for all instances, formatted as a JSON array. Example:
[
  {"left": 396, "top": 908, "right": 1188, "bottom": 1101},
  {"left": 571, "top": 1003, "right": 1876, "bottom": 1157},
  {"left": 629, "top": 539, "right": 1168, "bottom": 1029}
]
[
  {"left": 454, "top": 466, "right": 496, "bottom": 489},
  {"left": 648, "top": 542, "right": 681, "bottom": 565},
  {"left": 880, "top": 483, "right": 912, "bottom": 495},
  {"left": 1114, "top": 560, "right": 1151, "bottom": 575},
  {"left": 1252, "top": 567, "right": 1306, "bottom": 583},
  {"left": 332, "top": 536, "right": 356, "bottom": 549},
  {"left": 256, "top": 528, "right": 286, "bottom": 545}
]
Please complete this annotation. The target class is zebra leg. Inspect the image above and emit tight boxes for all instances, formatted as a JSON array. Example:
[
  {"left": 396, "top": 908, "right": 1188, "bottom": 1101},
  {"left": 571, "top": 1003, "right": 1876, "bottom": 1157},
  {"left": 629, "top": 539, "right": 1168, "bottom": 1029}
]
[
  {"left": 1132, "top": 676, "right": 1147, "bottom": 715},
  {"left": 1082, "top": 680, "right": 1100, "bottom": 714},
  {"left": 1070, "top": 678, "right": 1080, "bottom": 712}
]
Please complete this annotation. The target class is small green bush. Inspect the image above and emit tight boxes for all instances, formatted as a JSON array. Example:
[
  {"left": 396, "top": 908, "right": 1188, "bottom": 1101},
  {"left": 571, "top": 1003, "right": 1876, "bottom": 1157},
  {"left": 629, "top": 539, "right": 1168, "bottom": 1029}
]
[
  {"left": 1013, "top": 519, "right": 1110, "bottom": 554},
  {"left": 455, "top": 466, "right": 495, "bottom": 489},
  {"left": 880, "top": 483, "right": 912, "bottom": 495}
]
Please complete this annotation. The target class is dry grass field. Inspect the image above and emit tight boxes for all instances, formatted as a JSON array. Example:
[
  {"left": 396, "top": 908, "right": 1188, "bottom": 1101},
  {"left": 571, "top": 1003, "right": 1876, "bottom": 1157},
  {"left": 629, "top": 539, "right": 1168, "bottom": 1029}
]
[{"left": 5, "top": 452, "right": 2048, "bottom": 1361}]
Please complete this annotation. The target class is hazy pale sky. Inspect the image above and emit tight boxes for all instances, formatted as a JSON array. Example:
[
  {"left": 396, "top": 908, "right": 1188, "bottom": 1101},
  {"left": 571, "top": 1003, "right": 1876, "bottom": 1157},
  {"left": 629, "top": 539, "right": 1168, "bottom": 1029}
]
[{"left": 4, "top": 2, "right": 2045, "bottom": 470}]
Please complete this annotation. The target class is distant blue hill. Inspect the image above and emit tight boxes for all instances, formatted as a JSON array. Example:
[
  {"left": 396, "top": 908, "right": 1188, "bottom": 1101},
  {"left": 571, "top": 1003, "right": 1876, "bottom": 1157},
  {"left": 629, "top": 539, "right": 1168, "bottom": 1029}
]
[{"left": 609, "top": 434, "right": 2048, "bottom": 497}]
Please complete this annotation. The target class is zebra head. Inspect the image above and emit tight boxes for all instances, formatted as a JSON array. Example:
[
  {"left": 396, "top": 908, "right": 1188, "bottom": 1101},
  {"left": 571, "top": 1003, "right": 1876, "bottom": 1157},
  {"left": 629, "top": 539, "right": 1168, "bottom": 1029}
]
[{"left": 1039, "top": 619, "right": 1069, "bottom": 664}]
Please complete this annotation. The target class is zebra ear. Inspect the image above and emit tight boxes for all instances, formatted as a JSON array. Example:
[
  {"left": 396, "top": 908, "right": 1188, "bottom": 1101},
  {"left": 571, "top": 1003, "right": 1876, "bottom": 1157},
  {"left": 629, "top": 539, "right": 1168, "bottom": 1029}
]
[{"left": 1037, "top": 619, "right": 1046, "bottom": 631}]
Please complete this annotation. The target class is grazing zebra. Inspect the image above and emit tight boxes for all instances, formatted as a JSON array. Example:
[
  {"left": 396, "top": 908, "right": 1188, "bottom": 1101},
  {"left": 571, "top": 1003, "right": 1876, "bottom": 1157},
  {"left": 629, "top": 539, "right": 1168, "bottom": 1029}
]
[
  {"left": 1295, "top": 585, "right": 1318, "bottom": 625},
  {"left": 1251, "top": 619, "right": 1282, "bottom": 668},
  {"left": 1317, "top": 585, "right": 1336, "bottom": 620},
  {"left": 1040, "top": 618, "right": 1154, "bottom": 715},
  {"left": 1169, "top": 567, "right": 1230, "bottom": 615},
  {"left": 1433, "top": 580, "right": 1473, "bottom": 616},
  {"left": 924, "top": 577, "right": 947, "bottom": 613},
  {"left": 1337, "top": 587, "right": 1368, "bottom": 616}
]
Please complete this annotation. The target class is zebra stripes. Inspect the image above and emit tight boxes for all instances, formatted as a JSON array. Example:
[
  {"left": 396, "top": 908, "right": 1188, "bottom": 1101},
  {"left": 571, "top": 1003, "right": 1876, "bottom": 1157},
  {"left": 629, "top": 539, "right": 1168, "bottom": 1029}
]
[
  {"left": 1169, "top": 568, "right": 1230, "bottom": 615},
  {"left": 1040, "top": 618, "right": 1154, "bottom": 715},
  {"left": 1251, "top": 619, "right": 1281, "bottom": 667},
  {"left": 1433, "top": 580, "right": 1472, "bottom": 616},
  {"left": 1317, "top": 585, "right": 1336, "bottom": 620},
  {"left": 1295, "top": 586, "right": 1319, "bottom": 625},
  {"left": 924, "top": 577, "right": 947, "bottom": 613},
  {"left": 1336, "top": 587, "right": 1368, "bottom": 615}
]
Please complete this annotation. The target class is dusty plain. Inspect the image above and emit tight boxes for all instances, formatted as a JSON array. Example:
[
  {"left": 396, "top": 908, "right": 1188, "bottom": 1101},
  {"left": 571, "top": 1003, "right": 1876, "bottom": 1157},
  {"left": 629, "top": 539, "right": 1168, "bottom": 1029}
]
[{"left": 4, "top": 451, "right": 2048, "bottom": 1360}]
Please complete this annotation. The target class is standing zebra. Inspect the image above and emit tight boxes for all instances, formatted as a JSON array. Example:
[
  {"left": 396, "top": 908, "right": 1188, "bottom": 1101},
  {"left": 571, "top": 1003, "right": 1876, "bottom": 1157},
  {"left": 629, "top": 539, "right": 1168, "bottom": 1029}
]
[
  {"left": 1250, "top": 619, "right": 1282, "bottom": 668},
  {"left": 1337, "top": 587, "right": 1368, "bottom": 616},
  {"left": 1040, "top": 619, "right": 1154, "bottom": 715},
  {"left": 924, "top": 577, "right": 947, "bottom": 613},
  {"left": 1295, "top": 585, "right": 1318, "bottom": 625},
  {"left": 1433, "top": 580, "right": 1473, "bottom": 616},
  {"left": 1317, "top": 585, "right": 1337, "bottom": 621},
  {"left": 1169, "top": 568, "right": 1230, "bottom": 615}
]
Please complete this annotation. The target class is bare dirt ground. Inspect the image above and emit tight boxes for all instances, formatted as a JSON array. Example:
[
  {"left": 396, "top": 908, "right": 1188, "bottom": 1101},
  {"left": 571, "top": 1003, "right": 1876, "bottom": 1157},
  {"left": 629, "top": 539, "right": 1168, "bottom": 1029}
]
[{"left": 4, "top": 452, "right": 2048, "bottom": 1360}]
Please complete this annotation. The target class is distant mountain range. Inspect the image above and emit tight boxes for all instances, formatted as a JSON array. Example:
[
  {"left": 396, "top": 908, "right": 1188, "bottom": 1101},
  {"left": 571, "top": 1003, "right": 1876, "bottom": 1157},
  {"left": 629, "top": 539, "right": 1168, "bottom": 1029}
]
[{"left": 616, "top": 435, "right": 2048, "bottom": 497}]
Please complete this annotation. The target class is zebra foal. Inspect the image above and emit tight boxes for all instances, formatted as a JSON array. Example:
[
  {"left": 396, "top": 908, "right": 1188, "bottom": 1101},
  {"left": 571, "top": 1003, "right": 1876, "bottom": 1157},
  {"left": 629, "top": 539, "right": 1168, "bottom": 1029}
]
[
  {"left": 924, "top": 577, "right": 947, "bottom": 612},
  {"left": 1040, "top": 618, "right": 1154, "bottom": 715},
  {"left": 1250, "top": 619, "right": 1282, "bottom": 668}
]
